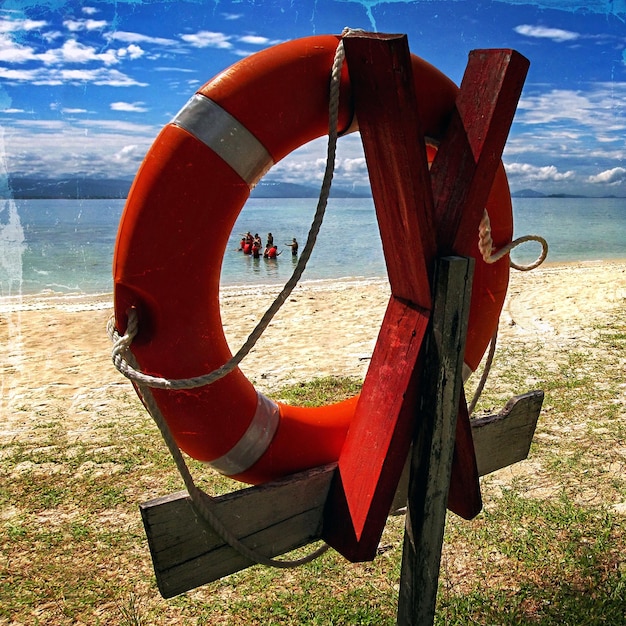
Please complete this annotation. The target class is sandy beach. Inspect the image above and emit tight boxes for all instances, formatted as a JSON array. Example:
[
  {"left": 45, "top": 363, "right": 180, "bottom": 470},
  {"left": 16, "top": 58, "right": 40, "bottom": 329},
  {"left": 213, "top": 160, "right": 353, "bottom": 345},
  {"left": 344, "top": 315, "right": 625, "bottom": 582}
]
[
  {"left": 1, "top": 260, "right": 625, "bottom": 447},
  {"left": 1, "top": 259, "right": 625, "bottom": 624}
]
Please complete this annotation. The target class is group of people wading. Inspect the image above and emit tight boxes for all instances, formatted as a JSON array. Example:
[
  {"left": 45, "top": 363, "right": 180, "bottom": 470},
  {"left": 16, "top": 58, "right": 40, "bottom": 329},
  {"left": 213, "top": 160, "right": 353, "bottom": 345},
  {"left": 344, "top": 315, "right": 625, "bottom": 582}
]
[{"left": 238, "top": 232, "right": 299, "bottom": 259}]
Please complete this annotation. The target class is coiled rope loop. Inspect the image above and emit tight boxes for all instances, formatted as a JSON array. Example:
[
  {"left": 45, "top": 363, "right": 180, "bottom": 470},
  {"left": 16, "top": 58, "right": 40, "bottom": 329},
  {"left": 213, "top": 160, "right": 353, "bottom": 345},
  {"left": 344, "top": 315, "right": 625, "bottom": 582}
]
[
  {"left": 479, "top": 208, "right": 548, "bottom": 271},
  {"left": 469, "top": 209, "right": 548, "bottom": 414}
]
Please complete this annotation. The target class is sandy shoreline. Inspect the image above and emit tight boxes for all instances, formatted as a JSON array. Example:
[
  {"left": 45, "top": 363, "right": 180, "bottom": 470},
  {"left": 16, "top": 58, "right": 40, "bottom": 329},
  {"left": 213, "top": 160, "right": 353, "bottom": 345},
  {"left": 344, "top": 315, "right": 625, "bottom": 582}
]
[{"left": 1, "top": 260, "right": 625, "bottom": 445}]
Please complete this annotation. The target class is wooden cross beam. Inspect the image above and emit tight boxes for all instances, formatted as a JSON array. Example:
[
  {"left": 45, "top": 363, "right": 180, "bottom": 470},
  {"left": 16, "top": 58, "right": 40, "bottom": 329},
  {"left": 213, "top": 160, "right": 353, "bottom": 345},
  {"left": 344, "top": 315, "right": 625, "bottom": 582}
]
[
  {"left": 322, "top": 33, "right": 529, "bottom": 562},
  {"left": 140, "top": 389, "right": 543, "bottom": 598}
]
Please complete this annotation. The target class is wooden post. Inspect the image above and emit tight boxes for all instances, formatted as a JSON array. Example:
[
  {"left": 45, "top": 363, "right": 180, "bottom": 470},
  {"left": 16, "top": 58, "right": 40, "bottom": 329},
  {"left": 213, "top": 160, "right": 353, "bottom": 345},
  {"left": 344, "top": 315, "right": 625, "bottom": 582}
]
[{"left": 397, "top": 256, "right": 474, "bottom": 625}]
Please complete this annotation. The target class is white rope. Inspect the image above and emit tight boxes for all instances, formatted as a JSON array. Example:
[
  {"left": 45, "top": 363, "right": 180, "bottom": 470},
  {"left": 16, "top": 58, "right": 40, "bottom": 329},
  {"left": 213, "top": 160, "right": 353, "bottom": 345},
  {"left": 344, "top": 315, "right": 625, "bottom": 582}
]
[
  {"left": 112, "top": 32, "right": 349, "bottom": 393},
  {"left": 109, "top": 30, "right": 358, "bottom": 569},
  {"left": 479, "top": 209, "right": 548, "bottom": 271},
  {"left": 109, "top": 319, "right": 329, "bottom": 568},
  {"left": 467, "top": 326, "right": 498, "bottom": 416},
  {"left": 470, "top": 209, "right": 548, "bottom": 414}
]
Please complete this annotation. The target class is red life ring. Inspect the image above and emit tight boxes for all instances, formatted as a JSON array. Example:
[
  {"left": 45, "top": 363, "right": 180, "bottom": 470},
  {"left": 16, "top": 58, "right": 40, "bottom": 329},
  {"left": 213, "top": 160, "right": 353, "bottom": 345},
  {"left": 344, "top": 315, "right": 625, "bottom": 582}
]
[{"left": 113, "top": 34, "right": 512, "bottom": 485}]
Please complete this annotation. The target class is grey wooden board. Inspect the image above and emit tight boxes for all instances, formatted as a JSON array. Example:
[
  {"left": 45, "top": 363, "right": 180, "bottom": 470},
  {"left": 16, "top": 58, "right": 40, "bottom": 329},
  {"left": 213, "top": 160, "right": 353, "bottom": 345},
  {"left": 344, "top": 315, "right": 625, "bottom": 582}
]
[
  {"left": 140, "top": 463, "right": 335, "bottom": 598},
  {"left": 471, "top": 390, "right": 544, "bottom": 477},
  {"left": 141, "top": 390, "right": 543, "bottom": 598}
]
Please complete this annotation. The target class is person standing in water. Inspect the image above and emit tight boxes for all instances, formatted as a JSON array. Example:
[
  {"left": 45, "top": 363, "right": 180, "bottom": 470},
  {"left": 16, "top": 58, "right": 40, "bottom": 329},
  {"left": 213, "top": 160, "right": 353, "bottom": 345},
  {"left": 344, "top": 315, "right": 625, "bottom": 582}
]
[
  {"left": 264, "top": 243, "right": 281, "bottom": 259},
  {"left": 285, "top": 237, "right": 298, "bottom": 256}
]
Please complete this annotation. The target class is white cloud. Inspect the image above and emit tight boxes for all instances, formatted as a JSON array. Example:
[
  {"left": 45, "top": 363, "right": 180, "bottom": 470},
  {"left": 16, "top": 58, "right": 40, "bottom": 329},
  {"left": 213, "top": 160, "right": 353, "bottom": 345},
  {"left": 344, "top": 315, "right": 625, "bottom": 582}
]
[
  {"left": 82, "top": 7, "right": 99, "bottom": 16},
  {"left": 516, "top": 89, "right": 593, "bottom": 125},
  {"left": 337, "top": 157, "right": 367, "bottom": 176},
  {"left": 63, "top": 68, "right": 147, "bottom": 87},
  {"left": 0, "top": 65, "right": 147, "bottom": 87},
  {"left": 505, "top": 162, "right": 575, "bottom": 182},
  {"left": 116, "top": 44, "right": 144, "bottom": 60},
  {"left": 111, "top": 101, "right": 148, "bottom": 113},
  {"left": 269, "top": 135, "right": 368, "bottom": 187},
  {"left": 515, "top": 84, "right": 626, "bottom": 138},
  {"left": 60, "top": 107, "right": 88, "bottom": 114},
  {"left": 0, "top": 33, "right": 36, "bottom": 63},
  {"left": 514, "top": 24, "right": 580, "bottom": 43},
  {"left": 222, "top": 13, "right": 243, "bottom": 21},
  {"left": 42, "top": 30, "right": 63, "bottom": 43},
  {"left": 238, "top": 35, "right": 270, "bottom": 45},
  {"left": 1, "top": 119, "right": 157, "bottom": 178},
  {"left": 181, "top": 31, "right": 232, "bottom": 49},
  {"left": 0, "top": 67, "right": 46, "bottom": 82},
  {"left": 0, "top": 18, "right": 47, "bottom": 33},
  {"left": 587, "top": 167, "right": 626, "bottom": 185},
  {"left": 114, "top": 144, "right": 142, "bottom": 164},
  {"left": 40, "top": 39, "right": 121, "bottom": 66},
  {"left": 63, "top": 19, "right": 108, "bottom": 32},
  {"left": 1, "top": 107, "right": 25, "bottom": 113}
]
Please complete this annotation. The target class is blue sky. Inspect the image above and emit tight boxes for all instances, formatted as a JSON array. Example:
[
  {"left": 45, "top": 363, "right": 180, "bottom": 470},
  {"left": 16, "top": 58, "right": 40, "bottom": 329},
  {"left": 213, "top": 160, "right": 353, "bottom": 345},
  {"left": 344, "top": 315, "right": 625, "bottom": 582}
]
[{"left": 0, "top": 0, "right": 625, "bottom": 196}]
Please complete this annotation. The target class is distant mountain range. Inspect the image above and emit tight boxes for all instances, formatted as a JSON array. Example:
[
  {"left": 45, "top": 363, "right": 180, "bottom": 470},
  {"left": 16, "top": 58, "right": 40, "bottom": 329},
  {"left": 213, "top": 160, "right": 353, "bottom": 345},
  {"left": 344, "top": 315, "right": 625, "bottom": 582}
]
[
  {"left": 510, "top": 188, "right": 622, "bottom": 199},
  {"left": 4, "top": 177, "right": 372, "bottom": 199},
  {"left": 6, "top": 177, "right": 133, "bottom": 199},
  {"left": 4, "top": 178, "right": 622, "bottom": 200}
]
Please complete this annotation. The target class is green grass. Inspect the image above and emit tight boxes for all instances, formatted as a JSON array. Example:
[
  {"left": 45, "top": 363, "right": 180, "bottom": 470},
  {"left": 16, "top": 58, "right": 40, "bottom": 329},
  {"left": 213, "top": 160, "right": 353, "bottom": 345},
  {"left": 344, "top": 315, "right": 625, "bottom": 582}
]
[
  {"left": 1, "top": 310, "right": 625, "bottom": 624},
  {"left": 271, "top": 375, "right": 363, "bottom": 406}
]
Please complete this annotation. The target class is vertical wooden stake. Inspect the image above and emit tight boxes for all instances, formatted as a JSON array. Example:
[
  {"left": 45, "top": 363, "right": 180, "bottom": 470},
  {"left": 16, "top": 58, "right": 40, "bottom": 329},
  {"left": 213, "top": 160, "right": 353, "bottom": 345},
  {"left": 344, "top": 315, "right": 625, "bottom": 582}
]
[{"left": 397, "top": 256, "right": 474, "bottom": 625}]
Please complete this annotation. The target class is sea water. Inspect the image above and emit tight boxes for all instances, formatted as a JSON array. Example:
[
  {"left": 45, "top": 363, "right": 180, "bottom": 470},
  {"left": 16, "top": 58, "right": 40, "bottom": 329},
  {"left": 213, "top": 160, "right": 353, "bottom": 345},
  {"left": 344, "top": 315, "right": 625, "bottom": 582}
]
[{"left": 1, "top": 196, "right": 624, "bottom": 297}]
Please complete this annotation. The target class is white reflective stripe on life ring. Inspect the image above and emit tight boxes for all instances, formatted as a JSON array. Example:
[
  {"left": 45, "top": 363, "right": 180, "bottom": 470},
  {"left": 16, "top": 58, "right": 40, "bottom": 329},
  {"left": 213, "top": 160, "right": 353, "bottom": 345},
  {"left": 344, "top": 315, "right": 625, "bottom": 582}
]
[
  {"left": 171, "top": 93, "right": 273, "bottom": 187},
  {"left": 208, "top": 392, "right": 280, "bottom": 476}
]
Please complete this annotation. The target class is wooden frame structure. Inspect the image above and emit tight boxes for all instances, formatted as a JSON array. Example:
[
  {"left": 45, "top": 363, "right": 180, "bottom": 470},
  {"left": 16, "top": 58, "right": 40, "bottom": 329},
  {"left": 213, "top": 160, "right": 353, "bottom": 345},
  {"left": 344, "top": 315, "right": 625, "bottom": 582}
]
[{"left": 138, "top": 33, "right": 542, "bottom": 625}]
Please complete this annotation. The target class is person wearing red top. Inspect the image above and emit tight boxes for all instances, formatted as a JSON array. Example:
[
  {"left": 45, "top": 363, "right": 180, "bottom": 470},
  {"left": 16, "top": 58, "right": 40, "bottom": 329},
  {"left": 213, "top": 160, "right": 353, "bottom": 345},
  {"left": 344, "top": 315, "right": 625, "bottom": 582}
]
[{"left": 264, "top": 244, "right": 280, "bottom": 259}]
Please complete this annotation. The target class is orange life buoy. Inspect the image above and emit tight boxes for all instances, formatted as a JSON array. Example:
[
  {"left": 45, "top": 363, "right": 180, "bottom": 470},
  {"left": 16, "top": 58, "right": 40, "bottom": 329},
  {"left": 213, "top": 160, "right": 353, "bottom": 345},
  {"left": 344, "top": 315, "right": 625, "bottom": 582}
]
[{"left": 113, "top": 34, "right": 513, "bottom": 485}]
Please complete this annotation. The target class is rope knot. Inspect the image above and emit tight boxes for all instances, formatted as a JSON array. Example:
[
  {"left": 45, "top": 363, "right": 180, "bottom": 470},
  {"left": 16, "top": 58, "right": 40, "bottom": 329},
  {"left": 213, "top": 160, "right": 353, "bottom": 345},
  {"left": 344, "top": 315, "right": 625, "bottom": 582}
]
[{"left": 479, "top": 208, "right": 549, "bottom": 271}]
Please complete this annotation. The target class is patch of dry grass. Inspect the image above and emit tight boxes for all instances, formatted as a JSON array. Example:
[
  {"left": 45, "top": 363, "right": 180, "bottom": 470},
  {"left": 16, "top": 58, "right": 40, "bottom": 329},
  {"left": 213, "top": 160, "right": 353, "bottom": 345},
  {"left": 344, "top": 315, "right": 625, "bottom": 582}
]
[{"left": 1, "top": 301, "right": 624, "bottom": 624}]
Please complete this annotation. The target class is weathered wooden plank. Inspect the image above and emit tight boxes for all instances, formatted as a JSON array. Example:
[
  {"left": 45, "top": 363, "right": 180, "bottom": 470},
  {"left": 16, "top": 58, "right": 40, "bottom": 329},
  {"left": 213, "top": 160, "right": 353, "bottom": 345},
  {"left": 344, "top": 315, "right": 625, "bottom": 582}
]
[
  {"left": 471, "top": 390, "right": 544, "bottom": 477},
  {"left": 141, "top": 390, "right": 542, "bottom": 597},
  {"left": 322, "top": 296, "right": 429, "bottom": 562},
  {"left": 397, "top": 256, "right": 473, "bottom": 625},
  {"left": 343, "top": 32, "right": 436, "bottom": 309},
  {"left": 140, "top": 464, "right": 335, "bottom": 598}
]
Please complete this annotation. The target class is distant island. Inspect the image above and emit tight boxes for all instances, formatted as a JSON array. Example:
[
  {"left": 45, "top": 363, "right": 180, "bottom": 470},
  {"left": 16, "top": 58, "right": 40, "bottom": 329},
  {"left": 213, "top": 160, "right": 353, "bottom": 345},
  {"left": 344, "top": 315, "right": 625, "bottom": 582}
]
[
  {"left": 5, "top": 177, "right": 371, "bottom": 200},
  {"left": 3, "top": 178, "right": 623, "bottom": 200},
  {"left": 6, "top": 177, "right": 133, "bottom": 199},
  {"left": 511, "top": 188, "right": 623, "bottom": 199}
]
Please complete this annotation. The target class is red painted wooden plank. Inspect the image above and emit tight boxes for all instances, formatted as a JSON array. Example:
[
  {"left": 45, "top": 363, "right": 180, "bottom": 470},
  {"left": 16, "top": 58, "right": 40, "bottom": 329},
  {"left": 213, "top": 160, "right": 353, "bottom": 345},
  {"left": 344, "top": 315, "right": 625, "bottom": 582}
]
[
  {"left": 430, "top": 49, "right": 529, "bottom": 254},
  {"left": 447, "top": 387, "right": 482, "bottom": 519},
  {"left": 428, "top": 49, "right": 528, "bottom": 519},
  {"left": 324, "top": 40, "right": 527, "bottom": 561},
  {"left": 343, "top": 32, "right": 436, "bottom": 310},
  {"left": 321, "top": 35, "right": 436, "bottom": 562},
  {"left": 323, "top": 295, "right": 429, "bottom": 561}
]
